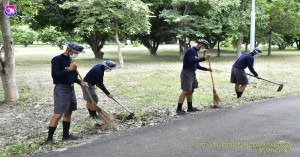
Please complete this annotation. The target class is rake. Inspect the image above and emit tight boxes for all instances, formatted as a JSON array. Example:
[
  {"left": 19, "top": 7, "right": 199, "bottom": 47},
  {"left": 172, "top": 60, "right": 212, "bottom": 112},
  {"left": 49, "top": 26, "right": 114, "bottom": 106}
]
[
  {"left": 246, "top": 73, "right": 283, "bottom": 92},
  {"left": 111, "top": 97, "right": 135, "bottom": 120}
]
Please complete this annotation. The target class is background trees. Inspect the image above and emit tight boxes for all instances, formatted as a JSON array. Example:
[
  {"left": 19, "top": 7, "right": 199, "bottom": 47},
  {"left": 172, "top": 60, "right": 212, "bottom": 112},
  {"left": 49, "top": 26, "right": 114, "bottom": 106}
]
[
  {"left": 38, "top": 26, "right": 69, "bottom": 50},
  {"left": 1, "top": 0, "right": 300, "bottom": 104},
  {"left": 137, "top": 0, "right": 173, "bottom": 56},
  {"left": 29, "top": 0, "right": 300, "bottom": 58},
  {"left": 12, "top": 25, "right": 38, "bottom": 47},
  {"left": 63, "top": 0, "right": 151, "bottom": 68},
  {"left": 0, "top": 0, "right": 43, "bottom": 103},
  {"left": 262, "top": 0, "right": 300, "bottom": 55}
]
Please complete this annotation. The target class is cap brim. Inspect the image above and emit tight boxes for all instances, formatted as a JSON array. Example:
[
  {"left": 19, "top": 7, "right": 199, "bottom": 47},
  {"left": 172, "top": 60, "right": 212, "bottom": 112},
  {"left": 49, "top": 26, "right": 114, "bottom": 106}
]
[
  {"left": 72, "top": 49, "right": 85, "bottom": 54},
  {"left": 65, "top": 42, "right": 85, "bottom": 54},
  {"left": 103, "top": 64, "right": 116, "bottom": 70},
  {"left": 196, "top": 42, "right": 209, "bottom": 49}
]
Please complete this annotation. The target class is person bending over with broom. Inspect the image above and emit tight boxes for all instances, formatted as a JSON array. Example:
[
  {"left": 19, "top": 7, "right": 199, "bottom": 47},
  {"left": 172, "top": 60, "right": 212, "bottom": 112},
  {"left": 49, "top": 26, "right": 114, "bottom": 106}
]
[
  {"left": 231, "top": 47, "right": 262, "bottom": 98},
  {"left": 176, "top": 39, "right": 212, "bottom": 115},
  {"left": 81, "top": 60, "right": 116, "bottom": 118},
  {"left": 42, "top": 42, "right": 88, "bottom": 146}
]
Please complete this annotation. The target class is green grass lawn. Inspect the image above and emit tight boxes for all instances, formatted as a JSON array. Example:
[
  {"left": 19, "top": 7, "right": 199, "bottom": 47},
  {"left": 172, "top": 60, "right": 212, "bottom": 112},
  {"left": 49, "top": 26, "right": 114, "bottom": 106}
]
[
  {"left": 0, "top": 44, "right": 300, "bottom": 156},
  {"left": 3, "top": 44, "right": 300, "bottom": 110}
]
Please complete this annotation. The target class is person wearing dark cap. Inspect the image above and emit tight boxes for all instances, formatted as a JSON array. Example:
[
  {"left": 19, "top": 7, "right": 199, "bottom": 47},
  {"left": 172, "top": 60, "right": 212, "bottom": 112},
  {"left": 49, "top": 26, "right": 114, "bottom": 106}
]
[
  {"left": 231, "top": 47, "right": 262, "bottom": 98},
  {"left": 82, "top": 60, "right": 116, "bottom": 118},
  {"left": 42, "top": 42, "right": 88, "bottom": 146},
  {"left": 176, "top": 39, "right": 212, "bottom": 115}
]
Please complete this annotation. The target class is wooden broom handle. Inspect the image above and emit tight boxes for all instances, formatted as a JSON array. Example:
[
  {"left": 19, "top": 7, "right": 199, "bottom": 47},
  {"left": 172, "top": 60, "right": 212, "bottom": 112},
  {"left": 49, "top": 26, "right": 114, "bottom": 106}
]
[
  {"left": 75, "top": 69, "right": 96, "bottom": 104},
  {"left": 208, "top": 58, "right": 215, "bottom": 88}
]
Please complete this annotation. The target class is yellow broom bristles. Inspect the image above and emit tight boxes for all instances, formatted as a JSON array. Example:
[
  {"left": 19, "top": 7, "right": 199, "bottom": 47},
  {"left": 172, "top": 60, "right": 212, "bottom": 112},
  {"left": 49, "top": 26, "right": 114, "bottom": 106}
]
[
  {"left": 96, "top": 106, "right": 115, "bottom": 126},
  {"left": 212, "top": 93, "right": 221, "bottom": 108}
]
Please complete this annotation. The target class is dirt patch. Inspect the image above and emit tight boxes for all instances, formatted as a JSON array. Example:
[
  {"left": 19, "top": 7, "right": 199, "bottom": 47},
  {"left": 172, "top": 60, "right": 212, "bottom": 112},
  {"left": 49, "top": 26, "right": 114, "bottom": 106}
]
[{"left": 0, "top": 99, "right": 184, "bottom": 155}]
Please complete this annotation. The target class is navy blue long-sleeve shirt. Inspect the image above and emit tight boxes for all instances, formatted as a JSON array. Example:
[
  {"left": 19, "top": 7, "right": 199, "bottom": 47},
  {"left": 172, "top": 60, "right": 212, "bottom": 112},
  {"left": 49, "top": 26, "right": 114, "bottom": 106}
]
[
  {"left": 51, "top": 54, "right": 81, "bottom": 85},
  {"left": 183, "top": 47, "right": 207, "bottom": 71},
  {"left": 84, "top": 64, "right": 110, "bottom": 95},
  {"left": 233, "top": 52, "right": 258, "bottom": 76}
]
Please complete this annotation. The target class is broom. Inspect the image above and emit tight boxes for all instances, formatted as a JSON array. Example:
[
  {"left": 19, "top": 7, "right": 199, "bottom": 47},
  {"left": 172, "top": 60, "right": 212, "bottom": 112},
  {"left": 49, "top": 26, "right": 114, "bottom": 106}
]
[
  {"left": 208, "top": 58, "right": 221, "bottom": 108},
  {"left": 75, "top": 69, "right": 115, "bottom": 125}
]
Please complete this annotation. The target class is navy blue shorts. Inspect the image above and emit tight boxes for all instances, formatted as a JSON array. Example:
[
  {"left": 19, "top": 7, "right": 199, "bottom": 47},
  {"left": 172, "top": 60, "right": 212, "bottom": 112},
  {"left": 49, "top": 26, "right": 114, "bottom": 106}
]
[
  {"left": 180, "top": 69, "right": 198, "bottom": 91},
  {"left": 81, "top": 84, "right": 99, "bottom": 103},
  {"left": 53, "top": 84, "right": 77, "bottom": 114},
  {"left": 230, "top": 67, "right": 248, "bottom": 84}
]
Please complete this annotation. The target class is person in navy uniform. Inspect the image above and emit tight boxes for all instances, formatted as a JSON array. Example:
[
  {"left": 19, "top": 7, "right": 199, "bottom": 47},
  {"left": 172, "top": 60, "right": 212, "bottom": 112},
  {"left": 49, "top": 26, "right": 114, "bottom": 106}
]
[
  {"left": 176, "top": 39, "right": 212, "bottom": 115},
  {"left": 42, "top": 42, "right": 88, "bottom": 146},
  {"left": 82, "top": 61, "right": 116, "bottom": 118},
  {"left": 231, "top": 47, "right": 262, "bottom": 98}
]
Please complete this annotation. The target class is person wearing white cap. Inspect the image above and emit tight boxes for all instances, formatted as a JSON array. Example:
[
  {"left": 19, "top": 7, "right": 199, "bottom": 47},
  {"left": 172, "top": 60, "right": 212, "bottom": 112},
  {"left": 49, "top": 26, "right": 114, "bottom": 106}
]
[
  {"left": 231, "top": 47, "right": 262, "bottom": 98},
  {"left": 81, "top": 60, "right": 117, "bottom": 118}
]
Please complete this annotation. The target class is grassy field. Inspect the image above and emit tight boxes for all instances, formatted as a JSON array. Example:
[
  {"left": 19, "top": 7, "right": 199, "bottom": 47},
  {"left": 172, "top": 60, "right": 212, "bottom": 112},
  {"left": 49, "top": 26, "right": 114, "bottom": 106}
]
[
  {"left": 5, "top": 44, "right": 300, "bottom": 110},
  {"left": 0, "top": 44, "right": 299, "bottom": 156}
]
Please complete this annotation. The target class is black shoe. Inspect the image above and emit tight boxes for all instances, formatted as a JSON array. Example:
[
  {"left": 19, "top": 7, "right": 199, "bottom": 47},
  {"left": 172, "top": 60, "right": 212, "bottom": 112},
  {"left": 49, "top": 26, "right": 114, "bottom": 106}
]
[
  {"left": 62, "top": 134, "right": 80, "bottom": 141},
  {"left": 41, "top": 139, "right": 53, "bottom": 146},
  {"left": 89, "top": 114, "right": 99, "bottom": 119},
  {"left": 187, "top": 107, "right": 202, "bottom": 112},
  {"left": 176, "top": 109, "right": 186, "bottom": 115}
]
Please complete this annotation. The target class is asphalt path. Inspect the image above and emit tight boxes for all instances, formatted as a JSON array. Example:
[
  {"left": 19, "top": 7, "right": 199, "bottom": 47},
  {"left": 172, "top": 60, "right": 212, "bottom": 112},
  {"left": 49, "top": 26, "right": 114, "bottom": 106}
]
[{"left": 36, "top": 95, "right": 300, "bottom": 157}]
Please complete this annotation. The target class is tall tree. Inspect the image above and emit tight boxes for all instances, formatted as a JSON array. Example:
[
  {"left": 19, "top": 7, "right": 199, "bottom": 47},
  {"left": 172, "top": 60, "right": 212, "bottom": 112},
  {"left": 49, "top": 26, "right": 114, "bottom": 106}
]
[
  {"left": 31, "top": 0, "right": 109, "bottom": 59},
  {"left": 203, "top": 0, "right": 236, "bottom": 56},
  {"left": 0, "top": 0, "right": 19, "bottom": 102},
  {"left": 0, "top": 0, "right": 43, "bottom": 103},
  {"left": 137, "top": 0, "right": 172, "bottom": 56},
  {"left": 160, "top": 0, "right": 209, "bottom": 58},
  {"left": 236, "top": 0, "right": 249, "bottom": 57},
  {"left": 263, "top": 0, "right": 300, "bottom": 55},
  {"left": 63, "top": 0, "right": 151, "bottom": 68}
]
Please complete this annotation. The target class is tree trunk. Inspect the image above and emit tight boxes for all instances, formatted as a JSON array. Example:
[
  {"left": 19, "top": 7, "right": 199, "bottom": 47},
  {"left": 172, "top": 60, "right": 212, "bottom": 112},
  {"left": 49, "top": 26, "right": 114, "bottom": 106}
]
[
  {"left": 149, "top": 45, "right": 159, "bottom": 56},
  {"left": 0, "top": 0, "right": 19, "bottom": 103},
  {"left": 115, "top": 30, "right": 124, "bottom": 68},
  {"left": 140, "top": 38, "right": 160, "bottom": 56},
  {"left": 277, "top": 43, "right": 287, "bottom": 50},
  {"left": 296, "top": 39, "right": 300, "bottom": 50},
  {"left": 179, "top": 36, "right": 188, "bottom": 59},
  {"left": 268, "top": 31, "right": 272, "bottom": 56},
  {"left": 217, "top": 38, "right": 220, "bottom": 57},
  {"left": 57, "top": 41, "right": 63, "bottom": 50},
  {"left": 236, "top": 35, "right": 243, "bottom": 58},
  {"left": 83, "top": 33, "right": 107, "bottom": 59},
  {"left": 245, "top": 42, "right": 248, "bottom": 52}
]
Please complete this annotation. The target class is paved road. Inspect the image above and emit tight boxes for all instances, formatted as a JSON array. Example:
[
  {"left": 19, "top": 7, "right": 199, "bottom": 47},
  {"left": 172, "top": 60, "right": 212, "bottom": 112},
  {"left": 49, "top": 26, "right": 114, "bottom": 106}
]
[{"left": 36, "top": 95, "right": 300, "bottom": 157}]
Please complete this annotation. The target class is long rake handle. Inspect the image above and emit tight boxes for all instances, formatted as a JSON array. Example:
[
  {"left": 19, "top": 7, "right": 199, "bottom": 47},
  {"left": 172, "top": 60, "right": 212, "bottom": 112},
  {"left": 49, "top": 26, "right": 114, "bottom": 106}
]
[
  {"left": 246, "top": 73, "right": 282, "bottom": 85},
  {"left": 208, "top": 58, "right": 215, "bottom": 89},
  {"left": 112, "top": 97, "right": 134, "bottom": 114}
]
